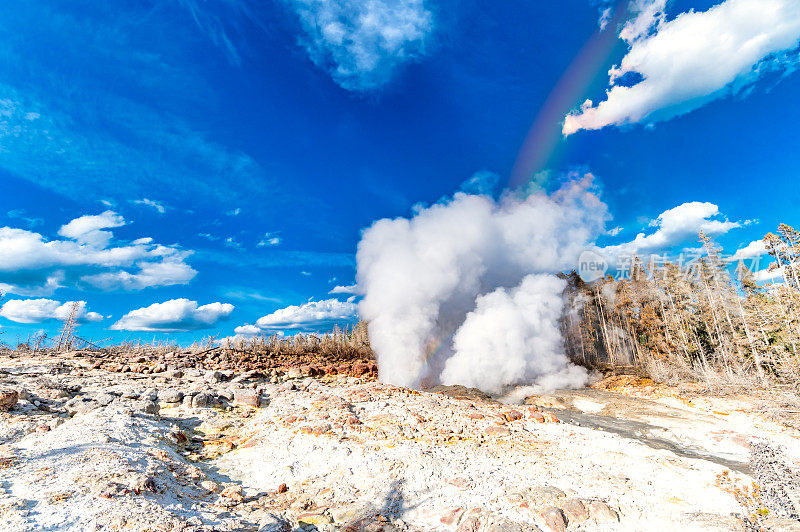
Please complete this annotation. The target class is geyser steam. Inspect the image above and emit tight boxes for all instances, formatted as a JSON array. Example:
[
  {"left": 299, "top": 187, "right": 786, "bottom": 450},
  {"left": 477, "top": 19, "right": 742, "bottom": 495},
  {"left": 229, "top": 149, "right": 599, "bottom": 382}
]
[{"left": 356, "top": 174, "right": 609, "bottom": 394}]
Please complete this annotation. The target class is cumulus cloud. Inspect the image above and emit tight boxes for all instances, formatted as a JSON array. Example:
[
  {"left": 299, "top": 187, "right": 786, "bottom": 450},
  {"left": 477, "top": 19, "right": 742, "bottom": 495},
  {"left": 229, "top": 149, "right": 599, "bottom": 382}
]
[
  {"left": 0, "top": 212, "right": 196, "bottom": 295},
  {"left": 356, "top": 175, "right": 608, "bottom": 394},
  {"left": 233, "top": 324, "right": 262, "bottom": 336},
  {"left": 58, "top": 210, "right": 125, "bottom": 248},
  {"left": 283, "top": 0, "right": 434, "bottom": 91},
  {"left": 602, "top": 201, "right": 742, "bottom": 258},
  {"left": 0, "top": 299, "right": 102, "bottom": 324},
  {"left": 252, "top": 298, "right": 358, "bottom": 331},
  {"left": 755, "top": 266, "right": 785, "bottom": 283},
  {"left": 329, "top": 284, "right": 358, "bottom": 294},
  {"left": 730, "top": 239, "right": 768, "bottom": 261},
  {"left": 564, "top": 0, "right": 800, "bottom": 134},
  {"left": 111, "top": 299, "right": 234, "bottom": 332}
]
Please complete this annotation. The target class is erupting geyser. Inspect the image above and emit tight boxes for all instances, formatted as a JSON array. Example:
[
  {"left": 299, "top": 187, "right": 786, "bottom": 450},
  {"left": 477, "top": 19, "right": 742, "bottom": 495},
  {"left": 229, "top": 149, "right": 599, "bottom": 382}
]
[{"left": 356, "top": 174, "right": 609, "bottom": 394}]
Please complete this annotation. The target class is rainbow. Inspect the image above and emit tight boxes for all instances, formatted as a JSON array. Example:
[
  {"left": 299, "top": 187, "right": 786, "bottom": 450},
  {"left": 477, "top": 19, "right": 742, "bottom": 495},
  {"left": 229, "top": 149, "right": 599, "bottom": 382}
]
[{"left": 508, "top": 2, "right": 629, "bottom": 191}]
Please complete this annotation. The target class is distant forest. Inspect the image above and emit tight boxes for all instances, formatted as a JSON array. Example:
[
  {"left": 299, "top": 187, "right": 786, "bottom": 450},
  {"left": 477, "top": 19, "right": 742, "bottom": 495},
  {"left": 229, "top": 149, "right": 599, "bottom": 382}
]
[{"left": 563, "top": 224, "right": 800, "bottom": 392}]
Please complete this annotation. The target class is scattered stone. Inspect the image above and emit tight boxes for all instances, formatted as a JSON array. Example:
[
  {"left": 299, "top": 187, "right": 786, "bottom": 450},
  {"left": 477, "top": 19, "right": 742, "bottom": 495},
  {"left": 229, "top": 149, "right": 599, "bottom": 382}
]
[
  {"left": 220, "top": 485, "right": 243, "bottom": 505},
  {"left": 204, "top": 370, "right": 223, "bottom": 383},
  {"left": 528, "top": 486, "right": 566, "bottom": 506},
  {"left": 561, "top": 498, "right": 588, "bottom": 524},
  {"left": 483, "top": 517, "right": 538, "bottom": 532},
  {"left": 259, "top": 514, "right": 291, "bottom": 532},
  {"left": 64, "top": 397, "right": 98, "bottom": 416},
  {"left": 200, "top": 480, "right": 218, "bottom": 493},
  {"left": 286, "top": 368, "right": 302, "bottom": 379},
  {"left": 94, "top": 393, "right": 116, "bottom": 406},
  {"left": 0, "top": 389, "right": 19, "bottom": 411},
  {"left": 218, "top": 389, "right": 234, "bottom": 402},
  {"left": 233, "top": 388, "right": 260, "bottom": 407},
  {"left": 132, "top": 399, "right": 159, "bottom": 415},
  {"left": 588, "top": 501, "right": 619, "bottom": 522},
  {"left": 164, "top": 369, "right": 184, "bottom": 379},
  {"left": 537, "top": 506, "right": 567, "bottom": 532},
  {"left": 192, "top": 392, "right": 214, "bottom": 408},
  {"left": 141, "top": 388, "right": 159, "bottom": 401},
  {"left": 157, "top": 389, "right": 183, "bottom": 403},
  {"left": 277, "top": 483, "right": 288, "bottom": 494}
]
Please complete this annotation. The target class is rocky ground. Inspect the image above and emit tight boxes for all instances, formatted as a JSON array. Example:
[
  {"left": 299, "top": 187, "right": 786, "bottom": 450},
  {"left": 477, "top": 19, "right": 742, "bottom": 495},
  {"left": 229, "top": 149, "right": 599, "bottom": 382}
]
[{"left": 0, "top": 351, "right": 799, "bottom": 531}]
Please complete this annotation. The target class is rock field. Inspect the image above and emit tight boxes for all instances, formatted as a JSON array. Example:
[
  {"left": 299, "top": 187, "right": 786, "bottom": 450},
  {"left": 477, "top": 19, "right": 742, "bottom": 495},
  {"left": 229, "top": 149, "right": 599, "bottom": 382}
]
[{"left": 0, "top": 350, "right": 799, "bottom": 531}]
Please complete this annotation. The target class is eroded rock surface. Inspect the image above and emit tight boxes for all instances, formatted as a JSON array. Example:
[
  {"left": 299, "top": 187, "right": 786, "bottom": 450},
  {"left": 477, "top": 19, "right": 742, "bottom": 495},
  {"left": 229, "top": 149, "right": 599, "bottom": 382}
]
[{"left": 0, "top": 353, "right": 797, "bottom": 531}]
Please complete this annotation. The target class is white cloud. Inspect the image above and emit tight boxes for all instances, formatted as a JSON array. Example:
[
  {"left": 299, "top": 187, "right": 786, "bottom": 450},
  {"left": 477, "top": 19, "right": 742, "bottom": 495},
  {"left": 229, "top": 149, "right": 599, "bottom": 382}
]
[
  {"left": 81, "top": 259, "right": 196, "bottom": 291},
  {"left": 111, "top": 299, "right": 234, "bottom": 332},
  {"left": 224, "top": 236, "right": 243, "bottom": 249},
  {"left": 0, "top": 213, "right": 196, "bottom": 295},
  {"left": 233, "top": 324, "right": 261, "bottom": 336},
  {"left": 257, "top": 233, "right": 281, "bottom": 246},
  {"left": 0, "top": 299, "right": 102, "bottom": 324},
  {"left": 730, "top": 239, "right": 768, "bottom": 261},
  {"left": 253, "top": 298, "right": 358, "bottom": 331},
  {"left": 564, "top": 0, "right": 800, "bottom": 134},
  {"left": 131, "top": 198, "right": 166, "bottom": 214},
  {"left": 58, "top": 210, "right": 125, "bottom": 248},
  {"left": 222, "top": 289, "right": 281, "bottom": 303},
  {"left": 755, "top": 265, "right": 785, "bottom": 283},
  {"left": 283, "top": 0, "right": 434, "bottom": 91},
  {"left": 226, "top": 208, "right": 241, "bottom": 216},
  {"left": 329, "top": 284, "right": 358, "bottom": 294},
  {"left": 602, "top": 201, "right": 741, "bottom": 257}
]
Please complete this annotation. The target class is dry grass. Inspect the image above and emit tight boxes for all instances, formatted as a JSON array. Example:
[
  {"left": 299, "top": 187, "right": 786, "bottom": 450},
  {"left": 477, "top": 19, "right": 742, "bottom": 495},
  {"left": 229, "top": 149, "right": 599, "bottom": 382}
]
[{"left": 0, "top": 321, "right": 374, "bottom": 362}]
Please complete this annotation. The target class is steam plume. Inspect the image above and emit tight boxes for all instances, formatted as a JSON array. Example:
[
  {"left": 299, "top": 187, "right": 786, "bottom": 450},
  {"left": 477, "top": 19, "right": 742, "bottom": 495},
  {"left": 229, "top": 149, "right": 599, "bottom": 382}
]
[{"left": 356, "top": 175, "right": 609, "bottom": 394}]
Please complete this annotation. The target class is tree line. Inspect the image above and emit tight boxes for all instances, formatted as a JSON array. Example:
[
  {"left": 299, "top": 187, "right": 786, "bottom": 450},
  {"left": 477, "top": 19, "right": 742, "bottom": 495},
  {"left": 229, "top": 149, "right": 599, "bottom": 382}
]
[{"left": 562, "top": 224, "right": 800, "bottom": 390}]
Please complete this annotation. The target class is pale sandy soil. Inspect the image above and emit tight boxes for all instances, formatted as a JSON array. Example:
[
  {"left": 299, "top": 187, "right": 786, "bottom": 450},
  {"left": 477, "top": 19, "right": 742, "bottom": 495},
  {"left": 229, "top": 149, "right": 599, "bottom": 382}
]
[{"left": 0, "top": 353, "right": 799, "bottom": 531}]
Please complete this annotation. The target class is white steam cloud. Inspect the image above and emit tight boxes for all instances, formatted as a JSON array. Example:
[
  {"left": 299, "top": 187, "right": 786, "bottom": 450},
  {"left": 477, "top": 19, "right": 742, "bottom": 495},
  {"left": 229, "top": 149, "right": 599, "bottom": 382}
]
[{"left": 356, "top": 175, "right": 609, "bottom": 394}]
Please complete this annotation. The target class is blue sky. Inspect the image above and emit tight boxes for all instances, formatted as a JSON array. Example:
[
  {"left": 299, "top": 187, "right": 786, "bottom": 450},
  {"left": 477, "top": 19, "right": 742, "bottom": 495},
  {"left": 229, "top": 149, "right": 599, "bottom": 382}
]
[{"left": 1, "top": 0, "right": 799, "bottom": 345}]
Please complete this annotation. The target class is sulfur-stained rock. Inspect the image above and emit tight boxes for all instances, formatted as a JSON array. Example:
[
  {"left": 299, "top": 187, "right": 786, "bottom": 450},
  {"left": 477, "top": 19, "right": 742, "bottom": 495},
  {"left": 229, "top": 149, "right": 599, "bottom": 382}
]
[
  {"left": 297, "top": 512, "right": 333, "bottom": 528},
  {"left": 0, "top": 389, "right": 19, "bottom": 411}
]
